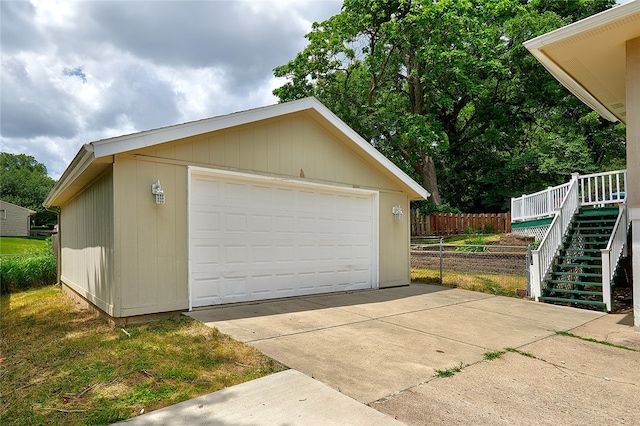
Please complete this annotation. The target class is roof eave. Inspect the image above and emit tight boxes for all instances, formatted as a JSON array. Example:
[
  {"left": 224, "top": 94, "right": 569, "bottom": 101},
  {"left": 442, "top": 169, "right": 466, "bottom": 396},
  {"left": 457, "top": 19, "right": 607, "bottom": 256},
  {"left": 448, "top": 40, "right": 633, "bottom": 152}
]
[
  {"left": 523, "top": 0, "right": 640, "bottom": 125},
  {"left": 525, "top": 47, "right": 619, "bottom": 123},
  {"left": 43, "top": 145, "right": 95, "bottom": 208}
]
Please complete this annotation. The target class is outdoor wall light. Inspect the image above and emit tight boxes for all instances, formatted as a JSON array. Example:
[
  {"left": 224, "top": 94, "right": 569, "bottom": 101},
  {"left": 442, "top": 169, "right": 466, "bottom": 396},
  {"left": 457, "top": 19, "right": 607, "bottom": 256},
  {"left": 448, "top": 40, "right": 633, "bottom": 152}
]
[
  {"left": 392, "top": 205, "right": 403, "bottom": 221},
  {"left": 151, "top": 180, "right": 165, "bottom": 205}
]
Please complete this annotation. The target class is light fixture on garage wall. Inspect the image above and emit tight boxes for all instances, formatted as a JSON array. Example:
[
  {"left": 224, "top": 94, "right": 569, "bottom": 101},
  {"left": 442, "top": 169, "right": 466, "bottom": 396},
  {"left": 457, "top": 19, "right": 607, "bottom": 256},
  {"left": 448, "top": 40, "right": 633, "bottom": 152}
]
[
  {"left": 392, "top": 205, "right": 403, "bottom": 221},
  {"left": 151, "top": 180, "right": 165, "bottom": 205}
]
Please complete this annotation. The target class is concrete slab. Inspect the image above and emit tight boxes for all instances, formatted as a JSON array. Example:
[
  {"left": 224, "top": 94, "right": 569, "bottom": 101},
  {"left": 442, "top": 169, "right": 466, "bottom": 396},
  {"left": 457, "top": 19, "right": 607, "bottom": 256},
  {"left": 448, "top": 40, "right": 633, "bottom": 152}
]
[
  {"left": 570, "top": 312, "right": 640, "bottom": 350},
  {"left": 313, "top": 287, "right": 493, "bottom": 319},
  {"left": 252, "top": 320, "right": 486, "bottom": 403},
  {"left": 461, "top": 295, "right": 604, "bottom": 330},
  {"left": 188, "top": 284, "right": 625, "bottom": 424},
  {"left": 372, "top": 349, "right": 640, "bottom": 426},
  {"left": 519, "top": 334, "right": 640, "bottom": 384},
  {"left": 117, "top": 370, "right": 404, "bottom": 426},
  {"left": 383, "top": 304, "right": 557, "bottom": 350},
  {"left": 188, "top": 299, "right": 370, "bottom": 342}
]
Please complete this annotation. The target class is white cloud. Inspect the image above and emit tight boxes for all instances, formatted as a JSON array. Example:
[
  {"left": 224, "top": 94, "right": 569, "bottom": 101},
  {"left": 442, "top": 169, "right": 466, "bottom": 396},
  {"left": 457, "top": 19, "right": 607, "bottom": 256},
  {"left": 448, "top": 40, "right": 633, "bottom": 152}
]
[{"left": 0, "top": 0, "right": 342, "bottom": 179}]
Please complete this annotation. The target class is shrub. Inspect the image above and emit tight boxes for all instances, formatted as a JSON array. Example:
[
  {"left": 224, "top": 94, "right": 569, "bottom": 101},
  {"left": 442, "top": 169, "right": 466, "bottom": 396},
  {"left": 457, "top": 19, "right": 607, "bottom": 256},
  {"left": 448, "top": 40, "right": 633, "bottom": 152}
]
[{"left": 0, "top": 244, "right": 56, "bottom": 294}]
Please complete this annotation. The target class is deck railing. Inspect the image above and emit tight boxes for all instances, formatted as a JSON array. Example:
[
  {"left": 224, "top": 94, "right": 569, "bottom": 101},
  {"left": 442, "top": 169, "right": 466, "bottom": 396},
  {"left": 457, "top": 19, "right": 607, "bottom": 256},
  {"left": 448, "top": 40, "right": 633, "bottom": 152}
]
[
  {"left": 601, "top": 201, "right": 628, "bottom": 311},
  {"left": 512, "top": 170, "right": 627, "bottom": 223},
  {"left": 529, "top": 175, "right": 579, "bottom": 300},
  {"left": 511, "top": 181, "right": 571, "bottom": 222},
  {"left": 578, "top": 170, "right": 627, "bottom": 207}
]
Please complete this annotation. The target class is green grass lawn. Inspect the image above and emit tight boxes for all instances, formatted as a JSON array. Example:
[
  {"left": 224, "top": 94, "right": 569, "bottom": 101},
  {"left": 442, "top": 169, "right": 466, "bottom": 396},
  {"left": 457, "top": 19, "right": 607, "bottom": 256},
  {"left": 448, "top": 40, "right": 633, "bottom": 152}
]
[
  {"left": 0, "top": 286, "right": 285, "bottom": 425},
  {"left": 0, "top": 237, "right": 48, "bottom": 255}
]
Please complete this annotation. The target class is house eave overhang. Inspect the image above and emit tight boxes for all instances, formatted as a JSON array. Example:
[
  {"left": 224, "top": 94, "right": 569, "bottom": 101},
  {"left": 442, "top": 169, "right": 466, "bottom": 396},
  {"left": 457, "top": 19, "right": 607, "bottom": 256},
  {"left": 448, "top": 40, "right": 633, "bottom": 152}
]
[
  {"left": 47, "top": 97, "right": 428, "bottom": 205},
  {"left": 44, "top": 145, "right": 97, "bottom": 208},
  {"left": 524, "top": 0, "right": 640, "bottom": 125}
]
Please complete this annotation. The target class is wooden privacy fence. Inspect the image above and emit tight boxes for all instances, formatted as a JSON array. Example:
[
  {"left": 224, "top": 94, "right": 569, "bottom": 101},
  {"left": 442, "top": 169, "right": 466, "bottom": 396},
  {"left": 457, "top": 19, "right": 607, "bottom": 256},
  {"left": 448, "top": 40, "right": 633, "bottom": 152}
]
[{"left": 411, "top": 212, "right": 511, "bottom": 236}]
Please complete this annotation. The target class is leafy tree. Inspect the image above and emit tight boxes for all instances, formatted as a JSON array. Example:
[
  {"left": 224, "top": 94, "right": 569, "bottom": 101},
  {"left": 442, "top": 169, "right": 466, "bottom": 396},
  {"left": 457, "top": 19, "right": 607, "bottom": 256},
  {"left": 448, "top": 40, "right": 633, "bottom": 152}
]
[
  {"left": 273, "top": 0, "right": 623, "bottom": 212},
  {"left": 0, "top": 153, "right": 57, "bottom": 226}
]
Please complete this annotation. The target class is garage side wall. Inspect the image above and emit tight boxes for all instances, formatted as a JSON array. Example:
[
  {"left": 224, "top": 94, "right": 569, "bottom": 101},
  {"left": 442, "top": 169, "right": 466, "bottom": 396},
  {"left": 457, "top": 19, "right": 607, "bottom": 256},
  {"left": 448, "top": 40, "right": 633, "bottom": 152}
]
[
  {"left": 113, "top": 158, "right": 188, "bottom": 317},
  {"left": 60, "top": 169, "right": 115, "bottom": 315},
  {"left": 378, "top": 193, "right": 410, "bottom": 287}
]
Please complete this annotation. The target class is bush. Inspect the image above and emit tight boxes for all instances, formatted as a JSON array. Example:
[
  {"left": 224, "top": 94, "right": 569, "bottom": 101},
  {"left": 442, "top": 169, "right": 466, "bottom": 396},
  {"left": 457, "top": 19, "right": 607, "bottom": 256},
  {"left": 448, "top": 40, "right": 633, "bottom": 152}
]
[{"left": 0, "top": 244, "right": 56, "bottom": 294}]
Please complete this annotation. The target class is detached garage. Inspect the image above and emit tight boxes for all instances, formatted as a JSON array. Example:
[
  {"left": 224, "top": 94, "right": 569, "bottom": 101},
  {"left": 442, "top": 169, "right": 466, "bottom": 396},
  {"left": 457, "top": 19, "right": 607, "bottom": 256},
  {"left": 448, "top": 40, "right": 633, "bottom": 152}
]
[{"left": 44, "top": 97, "right": 428, "bottom": 322}]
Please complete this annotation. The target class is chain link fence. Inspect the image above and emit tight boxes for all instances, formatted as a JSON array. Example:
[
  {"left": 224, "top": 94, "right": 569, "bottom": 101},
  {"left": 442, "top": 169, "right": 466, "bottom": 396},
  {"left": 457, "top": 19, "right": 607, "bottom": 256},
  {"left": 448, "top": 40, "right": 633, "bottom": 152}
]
[{"left": 411, "top": 243, "right": 531, "bottom": 297}]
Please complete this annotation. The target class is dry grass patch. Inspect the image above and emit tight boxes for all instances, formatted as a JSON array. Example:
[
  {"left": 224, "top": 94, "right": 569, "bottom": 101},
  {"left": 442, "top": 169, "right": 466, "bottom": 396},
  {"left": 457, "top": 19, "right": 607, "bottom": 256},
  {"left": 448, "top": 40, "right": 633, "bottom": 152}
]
[
  {"left": 411, "top": 268, "right": 526, "bottom": 297},
  {"left": 0, "top": 286, "right": 285, "bottom": 425}
]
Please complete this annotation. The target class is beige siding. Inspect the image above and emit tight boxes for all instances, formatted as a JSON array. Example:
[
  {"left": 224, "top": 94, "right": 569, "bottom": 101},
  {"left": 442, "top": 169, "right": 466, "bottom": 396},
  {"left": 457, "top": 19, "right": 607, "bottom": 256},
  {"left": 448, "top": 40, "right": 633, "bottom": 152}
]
[
  {"left": 114, "top": 111, "right": 413, "bottom": 315},
  {"left": 60, "top": 169, "right": 115, "bottom": 315},
  {"left": 113, "top": 158, "right": 188, "bottom": 316},
  {"left": 0, "top": 201, "right": 33, "bottom": 237},
  {"left": 378, "top": 193, "right": 411, "bottom": 288}
]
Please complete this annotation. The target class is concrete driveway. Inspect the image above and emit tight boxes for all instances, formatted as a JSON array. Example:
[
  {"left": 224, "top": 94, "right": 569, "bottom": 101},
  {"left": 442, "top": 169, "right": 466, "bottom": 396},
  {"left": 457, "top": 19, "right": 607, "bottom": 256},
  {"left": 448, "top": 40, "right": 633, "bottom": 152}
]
[{"left": 187, "top": 284, "right": 640, "bottom": 425}]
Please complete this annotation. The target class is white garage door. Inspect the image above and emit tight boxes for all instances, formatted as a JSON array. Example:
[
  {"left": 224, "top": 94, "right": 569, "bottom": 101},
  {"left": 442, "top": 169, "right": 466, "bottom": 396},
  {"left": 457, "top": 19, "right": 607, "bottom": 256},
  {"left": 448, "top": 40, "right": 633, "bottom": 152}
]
[{"left": 189, "top": 168, "right": 378, "bottom": 308}]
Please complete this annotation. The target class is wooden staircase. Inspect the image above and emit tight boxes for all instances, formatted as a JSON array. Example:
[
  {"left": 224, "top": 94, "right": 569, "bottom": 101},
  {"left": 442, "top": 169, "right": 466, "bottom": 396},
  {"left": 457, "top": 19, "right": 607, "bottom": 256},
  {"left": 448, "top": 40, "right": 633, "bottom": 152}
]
[{"left": 540, "top": 207, "right": 619, "bottom": 311}]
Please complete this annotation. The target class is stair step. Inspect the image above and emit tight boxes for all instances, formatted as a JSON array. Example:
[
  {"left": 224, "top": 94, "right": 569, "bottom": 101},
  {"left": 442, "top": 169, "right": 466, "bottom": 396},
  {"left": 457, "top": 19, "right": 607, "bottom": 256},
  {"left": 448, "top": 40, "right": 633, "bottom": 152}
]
[
  {"left": 563, "top": 242, "right": 608, "bottom": 248},
  {"left": 546, "top": 279, "right": 602, "bottom": 286},
  {"left": 557, "top": 255, "right": 603, "bottom": 262},
  {"left": 571, "top": 220, "right": 616, "bottom": 226},
  {"left": 567, "top": 232, "right": 612, "bottom": 237},
  {"left": 554, "top": 263, "right": 602, "bottom": 269},
  {"left": 561, "top": 248, "right": 603, "bottom": 254},
  {"left": 577, "top": 207, "right": 619, "bottom": 217},
  {"left": 551, "top": 271, "right": 602, "bottom": 278},
  {"left": 539, "top": 296, "right": 606, "bottom": 308},
  {"left": 542, "top": 288, "right": 603, "bottom": 296}
]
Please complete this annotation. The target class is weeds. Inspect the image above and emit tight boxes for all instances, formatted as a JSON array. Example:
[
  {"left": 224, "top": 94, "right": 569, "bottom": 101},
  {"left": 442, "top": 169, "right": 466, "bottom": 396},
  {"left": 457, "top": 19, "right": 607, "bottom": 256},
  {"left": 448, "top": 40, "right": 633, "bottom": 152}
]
[
  {"left": 435, "top": 363, "right": 463, "bottom": 377},
  {"left": 505, "top": 347, "right": 538, "bottom": 359},
  {"left": 454, "top": 237, "right": 488, "bottom": 253},
  {"left": 0, "top": 286, "right": 285, "bottom": 425},
  {"left": 483, "top": 351, "right": 505, "bottom": 360},
  {"left": 411, "top": 269, "right": 525, "bottom": 297},
  {"left": 0, "top": 242, "right": 56, "bottom": 294},
  {"left": 555, "top": 331, "right": 637, "bottom": 352}
]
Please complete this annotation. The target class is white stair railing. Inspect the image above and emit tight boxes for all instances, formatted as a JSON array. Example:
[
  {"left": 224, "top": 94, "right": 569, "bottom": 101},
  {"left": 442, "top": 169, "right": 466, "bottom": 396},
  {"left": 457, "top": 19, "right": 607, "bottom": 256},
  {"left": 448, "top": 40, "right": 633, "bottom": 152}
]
[
  {"left": 512, "top": 170, "right": 626, "bottom": 223},
  {"left": 601, "top": 200, "right": 628, "bottom": 311},
  {"left": 579, "top": 170, "right": 627, "bottom": 207},
  {"left": 511, "top": 182, "right": 570, "bottom": 222},
  {"left": 530, "top": 174, "right": 580, "bottom": 300}
]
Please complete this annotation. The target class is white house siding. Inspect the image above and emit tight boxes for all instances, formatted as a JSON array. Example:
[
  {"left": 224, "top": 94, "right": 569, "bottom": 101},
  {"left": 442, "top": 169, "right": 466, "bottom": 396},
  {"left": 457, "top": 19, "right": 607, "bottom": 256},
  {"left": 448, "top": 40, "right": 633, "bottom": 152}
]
[
  {"left": 60, "top": 169, "right": 115, "bottom": 316},
  {"left": 0, "top": 200, "right": 34, "bottom": 237}
]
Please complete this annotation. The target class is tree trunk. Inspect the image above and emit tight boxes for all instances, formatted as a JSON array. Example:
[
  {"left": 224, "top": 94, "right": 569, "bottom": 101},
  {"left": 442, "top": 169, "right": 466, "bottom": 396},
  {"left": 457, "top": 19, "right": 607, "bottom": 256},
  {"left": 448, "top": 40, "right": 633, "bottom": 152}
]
[{"left": 420, "top": 156, "right": 441, "bottom": 205}]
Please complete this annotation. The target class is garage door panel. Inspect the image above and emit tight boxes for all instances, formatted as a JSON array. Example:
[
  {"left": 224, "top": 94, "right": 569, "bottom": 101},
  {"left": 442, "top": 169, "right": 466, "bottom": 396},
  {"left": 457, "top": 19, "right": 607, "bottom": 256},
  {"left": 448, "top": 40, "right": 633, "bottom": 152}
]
[{"left": 190, "top": 170, "right": 377, "bottom": 307}]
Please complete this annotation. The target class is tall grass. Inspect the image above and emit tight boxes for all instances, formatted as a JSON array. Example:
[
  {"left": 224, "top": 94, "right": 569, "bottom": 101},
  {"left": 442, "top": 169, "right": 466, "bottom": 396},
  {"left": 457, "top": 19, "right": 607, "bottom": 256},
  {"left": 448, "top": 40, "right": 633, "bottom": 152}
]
[{"left": 0, "top": 242, "right": 56, "bottom": 294}]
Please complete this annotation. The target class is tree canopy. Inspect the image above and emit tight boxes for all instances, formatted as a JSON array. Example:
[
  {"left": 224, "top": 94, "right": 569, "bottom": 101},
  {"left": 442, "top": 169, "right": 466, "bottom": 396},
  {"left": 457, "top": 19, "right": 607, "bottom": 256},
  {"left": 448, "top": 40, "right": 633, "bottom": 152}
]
[
  {"left": 0, "top": 153, "right": 57, "bottom": 226},
  {"left": 273, "top": 0, "right": 625, "bottom": 212}
]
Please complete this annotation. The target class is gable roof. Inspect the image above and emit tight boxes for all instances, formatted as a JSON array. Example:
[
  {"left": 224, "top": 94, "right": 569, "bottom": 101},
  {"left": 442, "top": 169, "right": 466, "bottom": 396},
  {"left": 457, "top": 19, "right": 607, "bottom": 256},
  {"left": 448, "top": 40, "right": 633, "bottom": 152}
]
[
  {"left": 0, "top": 200, "right": 37, "bottom": 215},
  {"left": 45, "top": 97, "right": 429, "bottom": 207},
  {"left": 524, "top": 0, "right": 640, "bottom": 124}
]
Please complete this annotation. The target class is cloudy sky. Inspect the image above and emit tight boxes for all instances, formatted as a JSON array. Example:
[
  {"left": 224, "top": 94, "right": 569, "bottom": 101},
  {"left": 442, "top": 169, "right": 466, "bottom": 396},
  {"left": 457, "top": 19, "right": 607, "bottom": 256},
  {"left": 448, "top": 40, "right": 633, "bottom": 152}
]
[{"left": 1, "top": 0, "right": 342, "bottom": 179}]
